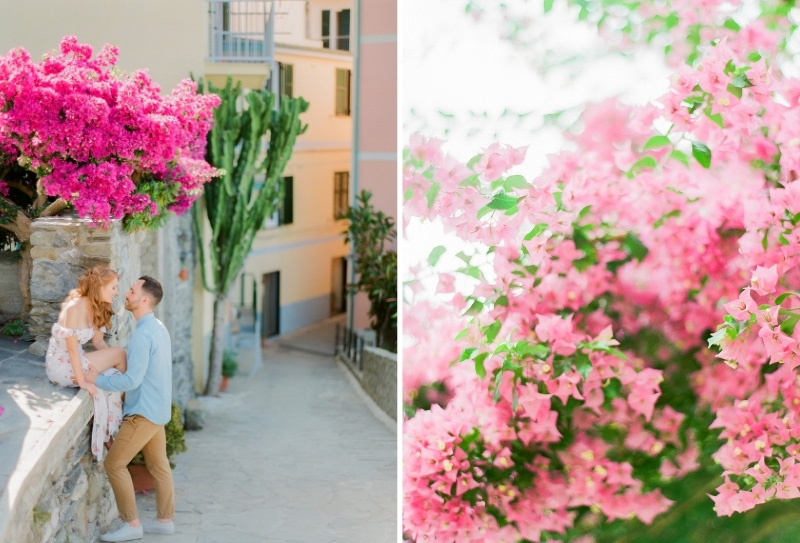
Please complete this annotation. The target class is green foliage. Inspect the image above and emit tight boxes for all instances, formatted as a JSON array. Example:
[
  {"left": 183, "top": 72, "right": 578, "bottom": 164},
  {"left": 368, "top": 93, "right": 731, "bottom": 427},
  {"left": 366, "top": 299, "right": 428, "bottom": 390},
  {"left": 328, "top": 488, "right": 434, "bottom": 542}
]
[
  {"left": 1, "top": 318, "right": 24, "bottom": 337},
  {"left": 32, "top": 506, "right": 50, "bottom": 528},
  {"left": 343, "top": 190, "right": 398, "bottom": 352},
  {"left": 193, "top": 77, "right": 309, "bottom": 298},
  {"left": 193, "top": 76, "right": 308, "bottom": 395},
  {"left": 222, "top": 349, "right": 238, "bottom": 378}
]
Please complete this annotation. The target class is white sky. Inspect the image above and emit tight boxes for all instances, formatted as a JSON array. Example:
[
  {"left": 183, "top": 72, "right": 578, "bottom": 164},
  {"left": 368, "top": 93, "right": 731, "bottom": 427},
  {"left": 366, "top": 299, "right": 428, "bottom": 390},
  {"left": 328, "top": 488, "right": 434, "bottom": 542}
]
[{"left": 400, "top": 0, "right": 672, "bottom": 298}]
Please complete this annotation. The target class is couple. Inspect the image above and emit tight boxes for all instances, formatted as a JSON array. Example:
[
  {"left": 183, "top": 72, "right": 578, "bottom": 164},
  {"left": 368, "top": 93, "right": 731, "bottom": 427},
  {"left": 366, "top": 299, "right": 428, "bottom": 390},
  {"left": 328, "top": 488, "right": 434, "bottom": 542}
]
[{"left": 45, "top": 266, "right": 176, "bottom": 542}]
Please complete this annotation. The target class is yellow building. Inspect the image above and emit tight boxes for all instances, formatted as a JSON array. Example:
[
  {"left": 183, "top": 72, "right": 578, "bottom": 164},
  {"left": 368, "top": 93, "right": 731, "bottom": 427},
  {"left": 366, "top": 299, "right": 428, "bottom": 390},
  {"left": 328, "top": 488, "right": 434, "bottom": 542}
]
[{"left": 0, "top": 0, "right": 395, "bottom": 391}]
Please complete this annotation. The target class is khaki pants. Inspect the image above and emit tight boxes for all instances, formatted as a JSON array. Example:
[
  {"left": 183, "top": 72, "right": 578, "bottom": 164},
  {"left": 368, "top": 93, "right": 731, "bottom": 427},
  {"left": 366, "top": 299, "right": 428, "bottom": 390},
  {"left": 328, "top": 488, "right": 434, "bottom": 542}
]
[{"left": 104, "top": 415, "right": 174, "bottom": 522}]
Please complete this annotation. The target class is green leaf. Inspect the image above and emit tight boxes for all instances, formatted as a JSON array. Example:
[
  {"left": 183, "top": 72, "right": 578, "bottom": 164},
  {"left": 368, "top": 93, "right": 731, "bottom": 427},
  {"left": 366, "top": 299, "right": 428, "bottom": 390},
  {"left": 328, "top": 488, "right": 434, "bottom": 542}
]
[
  {"left": 403, "top": 188, "right": 413, "bottom": 202},
  {"left": 707, "top": 327, "right": 728, "bottom": 348},
  {"left": 553, "top": 191, "right": 563, "bottom": 210},
  {"left": 707, "top": 112, "right": 725, "bottom": 128},
  {"left": 504, "top": 174, "right": 529, "bottom": 191},
  {"left": 466, "top": 154, "right": 482, "bottom": 169},
  {"left": 782, "top": 314, "right": 800, "bottom": 336},
  {"left": 496, "top": 295, "right": 509, "bottom": 307},
  {"left": 631, "top": 156, "right": 658, "bottom": 170},
  {"left": 776, "top": 292, "right": 800, "bottom": 305},
  {"left": 524, "top": 223, "right": 549, "bottom": 240},
  {"left": 428, "top": 246, "right": 446, "bottom": 267},
  {"left": 465, "top": 299, "right": 484, "bottom": 315},
  {"left": 543, "top": 0, "right": 555, "bottom": 13},
  {"left": 692, "top": 141, "right": 712, "bottom": 168},
  {"left": 643, "top": 135, "right": 671, "bottom": 150},
  {"left": 455, "top": 327, "right": 468, "bottom": 340},
  {"left": 458, "top": 347, "right": 477, "bottom": 362},
  {"left": 488, "top": 193, "right": 522, "bottom": 210},
  {"left": 623, "top": 232, "right": 649, "bottom": 261},
  {"left": 670, "top": 150, "right": 690, "bottom": 166},
  {"left": 485, "top": 321, "right": 502, "bottom": 343},
  {"left": 731, "top": 72, "right": 753, "bottom": 89},
  {"left": 727, "top": 83, "right": 743, "bottom": 99},
  {"left": 475, "top": 353, "right": 488, "bottom": 378},
  {"left": 574, "top": 352, "right": 592, "bottom": 378},
  {"left": 723, "top": 18, "right": 741, "bottom": 32},
  {"left": 425, "top": 182, "right": 441, "bottom": 208}
]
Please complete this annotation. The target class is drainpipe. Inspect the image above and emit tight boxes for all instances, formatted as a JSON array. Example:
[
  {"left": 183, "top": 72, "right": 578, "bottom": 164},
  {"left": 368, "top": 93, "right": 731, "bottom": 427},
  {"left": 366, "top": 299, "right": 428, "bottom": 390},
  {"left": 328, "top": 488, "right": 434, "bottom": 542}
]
[{"left": 347, "top": 0, "right": 361, "bottom": 335}]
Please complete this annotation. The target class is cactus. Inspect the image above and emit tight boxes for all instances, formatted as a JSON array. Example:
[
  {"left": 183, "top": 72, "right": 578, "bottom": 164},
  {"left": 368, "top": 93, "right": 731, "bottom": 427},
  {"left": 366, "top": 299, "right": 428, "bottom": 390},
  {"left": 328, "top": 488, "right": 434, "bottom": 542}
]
[{"left": 193, "top": 77, "right": 308, "bottom": 396}]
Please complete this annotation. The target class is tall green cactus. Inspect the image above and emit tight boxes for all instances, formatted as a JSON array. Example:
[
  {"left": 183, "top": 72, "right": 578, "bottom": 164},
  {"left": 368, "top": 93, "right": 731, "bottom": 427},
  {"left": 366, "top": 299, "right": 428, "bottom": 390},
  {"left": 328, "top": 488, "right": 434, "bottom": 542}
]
[{"left": 194, "top": 77, "right": 308, "bottom": 396}]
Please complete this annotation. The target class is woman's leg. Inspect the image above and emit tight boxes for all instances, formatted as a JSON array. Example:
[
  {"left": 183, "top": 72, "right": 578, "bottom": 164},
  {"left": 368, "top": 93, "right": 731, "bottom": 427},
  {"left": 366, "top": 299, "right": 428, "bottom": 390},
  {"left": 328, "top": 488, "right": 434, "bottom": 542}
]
[{"left": 86, "top": 347, "right": 127, "bottom": 374}]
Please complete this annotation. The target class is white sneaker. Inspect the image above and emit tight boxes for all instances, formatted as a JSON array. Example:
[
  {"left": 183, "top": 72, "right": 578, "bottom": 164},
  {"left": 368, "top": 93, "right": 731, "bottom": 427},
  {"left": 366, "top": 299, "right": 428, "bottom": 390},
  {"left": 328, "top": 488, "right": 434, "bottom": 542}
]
[
  {"left": 143, "top": 518, "right": 175, "bottom": 535},
  {"left": 100, "top": 522, "right": 143, "bottom": 542}
]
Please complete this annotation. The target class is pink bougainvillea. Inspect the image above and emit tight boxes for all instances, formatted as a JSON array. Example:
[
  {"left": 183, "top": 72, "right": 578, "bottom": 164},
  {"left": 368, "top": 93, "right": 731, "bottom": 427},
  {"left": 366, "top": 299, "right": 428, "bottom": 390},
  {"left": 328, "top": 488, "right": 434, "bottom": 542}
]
[
  {"left": 404, "top": 1, "right": 800, "bottom": 541},
  {"left": 0, "top": 36, "right": 220, "bottom": 227}
]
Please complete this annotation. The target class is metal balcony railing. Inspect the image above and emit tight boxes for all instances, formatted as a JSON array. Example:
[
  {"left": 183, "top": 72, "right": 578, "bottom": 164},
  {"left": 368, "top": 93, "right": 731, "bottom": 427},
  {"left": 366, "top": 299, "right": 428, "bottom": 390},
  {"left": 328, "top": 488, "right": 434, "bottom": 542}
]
[{"left": 207, "top": 0, "right": 275, "bottom": 63}]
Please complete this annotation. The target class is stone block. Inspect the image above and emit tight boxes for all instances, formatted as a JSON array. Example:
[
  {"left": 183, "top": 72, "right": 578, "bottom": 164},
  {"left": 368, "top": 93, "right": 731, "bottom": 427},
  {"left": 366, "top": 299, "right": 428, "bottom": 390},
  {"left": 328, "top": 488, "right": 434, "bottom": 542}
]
[
  {"left": 79, "top": 255, "right": 111, "bottom": 269},
  {"left": 30, "top": 247, "right": 57, "bottom": 261},
  {"left": 184, "top": 398, "right": 206, "bottom": 430},
  {"left": 29, "top": 231, "right": 55, "bottom": 248},
  {"left": 30, "top": 260, "right": 82, "bottom": 303},
  {"left": 81, "top": 243, "right": 112, "bottom": 257},
  {"left": 28, "top": 341, "right": 48, "bottom": 357}
]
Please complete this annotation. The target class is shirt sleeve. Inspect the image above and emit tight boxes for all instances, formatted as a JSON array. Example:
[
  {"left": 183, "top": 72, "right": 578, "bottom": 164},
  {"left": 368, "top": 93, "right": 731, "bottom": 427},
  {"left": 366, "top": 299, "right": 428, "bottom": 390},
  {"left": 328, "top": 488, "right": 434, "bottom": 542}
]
[{"left": 95, "top": 329, "right": 150, "bottom": 392}]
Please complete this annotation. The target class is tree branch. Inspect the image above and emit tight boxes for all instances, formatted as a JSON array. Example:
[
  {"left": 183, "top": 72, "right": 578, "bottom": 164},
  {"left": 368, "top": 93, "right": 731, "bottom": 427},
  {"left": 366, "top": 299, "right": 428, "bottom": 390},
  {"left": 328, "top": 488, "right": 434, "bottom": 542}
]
[{"left": 40, "top": 197, "right": 68, "bottom": 217}]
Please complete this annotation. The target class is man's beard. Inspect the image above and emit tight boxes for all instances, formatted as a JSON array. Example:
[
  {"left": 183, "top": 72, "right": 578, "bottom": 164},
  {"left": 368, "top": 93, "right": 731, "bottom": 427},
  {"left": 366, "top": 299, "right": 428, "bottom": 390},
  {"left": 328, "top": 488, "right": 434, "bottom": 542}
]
[{"left": 125, "top": 299, "right": 135, "bottom": 311}]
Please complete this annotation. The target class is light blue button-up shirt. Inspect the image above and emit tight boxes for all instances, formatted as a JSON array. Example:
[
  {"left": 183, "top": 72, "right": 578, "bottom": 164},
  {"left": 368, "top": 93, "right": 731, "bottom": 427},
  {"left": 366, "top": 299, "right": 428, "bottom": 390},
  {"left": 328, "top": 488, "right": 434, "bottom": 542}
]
[{"left": 95, "top": 313, "right": 172, "bottom": 425}]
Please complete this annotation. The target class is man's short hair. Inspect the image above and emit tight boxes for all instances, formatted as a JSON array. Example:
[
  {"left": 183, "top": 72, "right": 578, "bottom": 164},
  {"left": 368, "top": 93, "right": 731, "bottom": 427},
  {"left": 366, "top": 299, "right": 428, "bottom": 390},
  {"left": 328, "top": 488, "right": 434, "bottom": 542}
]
[{"left": 139, "top": 275, "right": 164, "bottom": 307}]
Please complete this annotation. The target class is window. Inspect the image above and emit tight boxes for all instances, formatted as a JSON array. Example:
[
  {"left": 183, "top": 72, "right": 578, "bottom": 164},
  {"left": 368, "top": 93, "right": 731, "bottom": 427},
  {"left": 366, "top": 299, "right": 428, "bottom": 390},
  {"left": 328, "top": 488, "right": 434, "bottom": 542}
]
[
  {"left": 335, "top": 68, "right": 351, "bottom": 116},
  {"left": 334, "top": 172, "right": 349, "bottom": 219},
  {"left": 337, "top": 10, "right": 350, "bottom": 51},
  {"left": 321, "top": 10, "right": 330, "bottom": 49},
  {"left": 264, "top": 176, "right": 293, "bottom": 228},
  {"left": 265, "top": 62, "right": 293, "bottom": 102},
  {"left": 321, "top": 9, "right": 349, "bottom": 51},
  {"left": 279, "top": 62, "right": 293, "bottom": 98}
]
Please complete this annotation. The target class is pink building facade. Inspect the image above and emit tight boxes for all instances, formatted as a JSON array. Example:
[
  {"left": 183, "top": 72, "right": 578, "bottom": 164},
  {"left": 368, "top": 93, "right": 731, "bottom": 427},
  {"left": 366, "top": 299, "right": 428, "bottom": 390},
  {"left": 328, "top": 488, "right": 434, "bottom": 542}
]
[{"left": 350, "top": 0, "right": 397, "bottom": 331}]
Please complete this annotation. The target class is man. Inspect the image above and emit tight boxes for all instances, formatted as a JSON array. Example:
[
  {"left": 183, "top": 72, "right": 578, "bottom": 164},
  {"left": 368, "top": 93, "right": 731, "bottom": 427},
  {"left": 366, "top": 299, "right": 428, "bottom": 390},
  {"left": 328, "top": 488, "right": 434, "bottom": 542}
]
[{"left": 88, "top": 276, "right": 175, "bottom": 542}]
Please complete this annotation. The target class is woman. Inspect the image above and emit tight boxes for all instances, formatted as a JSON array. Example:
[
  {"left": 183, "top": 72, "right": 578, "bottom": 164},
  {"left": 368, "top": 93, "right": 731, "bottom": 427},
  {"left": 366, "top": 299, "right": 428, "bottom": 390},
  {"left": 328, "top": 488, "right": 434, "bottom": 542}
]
[{"left": 45, "top": 266, "right": 127, "bottom": 461}]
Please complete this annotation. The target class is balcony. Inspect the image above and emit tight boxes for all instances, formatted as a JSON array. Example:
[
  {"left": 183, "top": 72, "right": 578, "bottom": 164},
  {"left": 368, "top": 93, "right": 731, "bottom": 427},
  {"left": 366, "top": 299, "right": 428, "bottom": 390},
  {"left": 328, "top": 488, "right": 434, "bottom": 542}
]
[{"left": 207, "top": 0, "right": 275, "bottom": 63}]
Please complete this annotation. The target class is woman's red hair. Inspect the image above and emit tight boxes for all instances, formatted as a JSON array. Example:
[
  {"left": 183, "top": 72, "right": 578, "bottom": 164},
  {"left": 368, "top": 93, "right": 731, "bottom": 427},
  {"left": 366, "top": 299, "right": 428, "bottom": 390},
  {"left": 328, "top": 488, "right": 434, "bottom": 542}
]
[{"left": 65, "top": 266, "right": 118, "bottom": 330}]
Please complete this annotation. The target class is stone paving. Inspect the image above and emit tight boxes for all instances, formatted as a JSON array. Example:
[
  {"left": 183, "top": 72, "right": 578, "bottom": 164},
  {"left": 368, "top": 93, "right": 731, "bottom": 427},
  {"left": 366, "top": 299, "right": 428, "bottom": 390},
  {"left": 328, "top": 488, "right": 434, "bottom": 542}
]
[{"left": 133, "top": 315, "right": 398, "bottom": 543}]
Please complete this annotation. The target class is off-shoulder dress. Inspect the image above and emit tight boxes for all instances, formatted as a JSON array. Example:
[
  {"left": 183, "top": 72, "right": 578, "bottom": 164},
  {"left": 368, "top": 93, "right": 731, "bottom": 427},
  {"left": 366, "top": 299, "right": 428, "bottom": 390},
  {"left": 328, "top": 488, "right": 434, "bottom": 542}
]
[{"left": 45, "top": 322, "right": 123, "bottom": 461}]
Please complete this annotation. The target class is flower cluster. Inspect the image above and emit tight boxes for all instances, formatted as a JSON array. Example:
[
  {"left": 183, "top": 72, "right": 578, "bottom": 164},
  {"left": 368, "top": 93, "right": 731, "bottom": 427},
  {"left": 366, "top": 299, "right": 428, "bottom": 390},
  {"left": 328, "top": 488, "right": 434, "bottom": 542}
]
[
  {"left": 404, "top": 1, "right": 800, "bottom": 540},
  {"left": 0, "top": 36, "right": 220, "bottom": 226}
]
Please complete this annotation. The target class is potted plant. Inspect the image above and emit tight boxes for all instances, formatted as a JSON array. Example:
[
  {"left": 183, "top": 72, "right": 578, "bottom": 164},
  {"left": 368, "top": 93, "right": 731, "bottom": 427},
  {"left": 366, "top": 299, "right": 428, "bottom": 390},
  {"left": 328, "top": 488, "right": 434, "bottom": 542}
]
[
  {"left": 128, "top": 403, "right": 188, "bottom": 492},
  {"left": 220, "top": 349, "right": 238, "bottom": 392}
]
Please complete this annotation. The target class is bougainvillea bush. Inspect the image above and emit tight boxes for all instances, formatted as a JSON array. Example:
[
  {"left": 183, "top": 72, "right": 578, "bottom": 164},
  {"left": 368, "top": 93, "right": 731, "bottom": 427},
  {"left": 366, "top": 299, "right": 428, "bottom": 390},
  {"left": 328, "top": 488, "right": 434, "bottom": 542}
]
[
  {"left": 0, "top": 35, "right": 221, "bottom": 234},
  {"left": 403, "top": 1, "right": 800, "bottom": 542}
]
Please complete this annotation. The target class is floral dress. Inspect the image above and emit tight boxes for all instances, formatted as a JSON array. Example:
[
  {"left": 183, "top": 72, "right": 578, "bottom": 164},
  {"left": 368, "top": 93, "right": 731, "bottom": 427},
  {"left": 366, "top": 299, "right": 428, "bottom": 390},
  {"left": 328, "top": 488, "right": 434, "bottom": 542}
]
[{"left": 45, "top": 322, "right": 123, "bottom": 461}]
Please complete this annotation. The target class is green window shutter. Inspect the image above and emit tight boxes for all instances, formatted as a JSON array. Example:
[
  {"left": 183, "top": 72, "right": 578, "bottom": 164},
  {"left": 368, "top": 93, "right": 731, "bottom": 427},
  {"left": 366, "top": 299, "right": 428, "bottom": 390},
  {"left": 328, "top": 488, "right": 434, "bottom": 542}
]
[
  {"left": 279, "top": 176, "right": 294, "bottom": 225},
  {"left": 281, "top": 64, "right": 293, "bottom": 98},
  {"left": 335, "top": 69, "right": 351, "bottom": 116},
  {"left": 321, "top": 10, "right": 330, "bottom": 49},
  {"left": 337, "top": 9, "right": 350, "bottom": 51}
]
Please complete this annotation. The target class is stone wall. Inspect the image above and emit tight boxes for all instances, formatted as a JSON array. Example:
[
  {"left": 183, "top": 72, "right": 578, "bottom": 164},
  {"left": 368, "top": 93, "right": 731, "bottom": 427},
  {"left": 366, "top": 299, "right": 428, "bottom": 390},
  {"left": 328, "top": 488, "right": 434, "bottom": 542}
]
[
  {"left": 361, "top": 346, "right": 397, "bottom": 421},
  {"left": 0, "top": 252, "right": 21, "bottom": 320},
  {"left": 28, "top": 215, "right": 143, "bottom": 356},
  {"left": 0, "top": 393, "right": 117, "bottom": 543},
  {"left": 140, "top": 213, "right": 196, "bottom": 410}
]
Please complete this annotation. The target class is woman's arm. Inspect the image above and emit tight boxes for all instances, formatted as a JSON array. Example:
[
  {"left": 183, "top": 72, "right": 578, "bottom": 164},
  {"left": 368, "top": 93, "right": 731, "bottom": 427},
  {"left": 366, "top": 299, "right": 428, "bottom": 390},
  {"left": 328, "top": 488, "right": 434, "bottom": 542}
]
[
  {"left": 92, "top": 328, "right": 109, "bottom": 350},
  {"left": 62, "top": 301, "right": 97, "bottom": 396}
]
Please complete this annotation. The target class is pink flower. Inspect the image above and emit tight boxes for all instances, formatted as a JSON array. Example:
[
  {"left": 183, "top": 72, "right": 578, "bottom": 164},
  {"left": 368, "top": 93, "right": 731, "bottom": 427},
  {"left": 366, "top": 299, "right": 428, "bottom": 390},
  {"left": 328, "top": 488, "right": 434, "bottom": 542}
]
[{"left": 750, "top": 265, "right": 779, "bottom": 295}]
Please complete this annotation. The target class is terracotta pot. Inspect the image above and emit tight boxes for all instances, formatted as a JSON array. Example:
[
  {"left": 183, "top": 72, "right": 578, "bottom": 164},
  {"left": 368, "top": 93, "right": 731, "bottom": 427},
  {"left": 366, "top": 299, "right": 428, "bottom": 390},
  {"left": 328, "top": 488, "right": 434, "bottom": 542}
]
[
  {"left": 220, "top": 375, "right": 229, "bottom": 392},
  {"left": 128, "top": 463, "right": 155, "bottom": 493}
]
